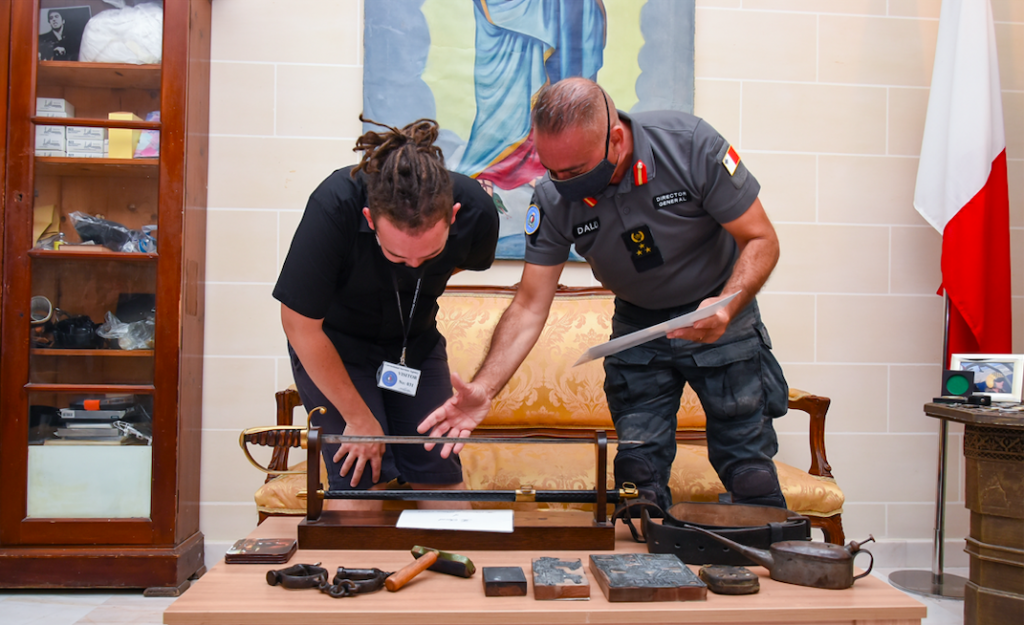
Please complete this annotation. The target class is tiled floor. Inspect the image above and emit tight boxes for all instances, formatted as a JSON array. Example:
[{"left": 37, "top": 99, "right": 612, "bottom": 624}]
[{"left": 0, "top": 568, "right": 968, "bottom": 625}]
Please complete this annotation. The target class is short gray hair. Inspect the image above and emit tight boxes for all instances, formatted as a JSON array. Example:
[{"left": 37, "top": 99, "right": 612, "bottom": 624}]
[{"left": 532, "top": 78, "right": 609, "bottom": 136}]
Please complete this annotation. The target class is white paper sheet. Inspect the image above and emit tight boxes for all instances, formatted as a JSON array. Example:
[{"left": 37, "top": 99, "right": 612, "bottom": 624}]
[
  {"left": 573, "top": 291, "right": 741, "bottom": 366},
  {"left": 395, "top": 509, "right": 514, "bottom": 533}
]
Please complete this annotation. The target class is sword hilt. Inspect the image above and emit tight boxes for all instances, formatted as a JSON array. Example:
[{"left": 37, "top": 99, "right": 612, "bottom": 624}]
[{"left": 239, "top": 407, "right": 327, "bottom": 475}]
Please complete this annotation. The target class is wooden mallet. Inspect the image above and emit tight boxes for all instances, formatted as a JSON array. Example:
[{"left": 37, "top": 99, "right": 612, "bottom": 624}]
[
  {"left": 385, "top": 546, "right": 475, "bottom": 591},
  {"left": 385, "top": 551, "right": 438, "bottom": 592}
]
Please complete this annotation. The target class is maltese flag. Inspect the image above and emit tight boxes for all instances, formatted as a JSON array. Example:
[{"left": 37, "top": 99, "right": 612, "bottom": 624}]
[{"left": 914, "top": 0, "right": 1012, "bottom": 364}]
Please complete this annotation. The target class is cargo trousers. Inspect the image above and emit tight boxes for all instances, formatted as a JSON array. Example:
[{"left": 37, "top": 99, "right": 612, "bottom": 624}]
[{"left": 603, "top": 297, "right": 790, "bottom": 510}]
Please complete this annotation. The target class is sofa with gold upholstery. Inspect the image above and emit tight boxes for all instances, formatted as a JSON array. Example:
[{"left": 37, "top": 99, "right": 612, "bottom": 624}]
[{"left": 253, "top": 285, "right": 846, "bottom": 544}]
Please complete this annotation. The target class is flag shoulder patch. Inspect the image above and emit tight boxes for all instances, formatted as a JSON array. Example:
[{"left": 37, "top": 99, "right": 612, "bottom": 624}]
[{"left": 714, "top": 141, "right": 749, "bottom": 190}]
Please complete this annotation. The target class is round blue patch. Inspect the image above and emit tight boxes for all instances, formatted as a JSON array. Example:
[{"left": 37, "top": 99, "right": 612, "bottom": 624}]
[
  {"left": 382, "top": 371, "right": 398, "bottom": 387},
  {"left": 524, "top": 204, "right": 541, "bottom": 235}
]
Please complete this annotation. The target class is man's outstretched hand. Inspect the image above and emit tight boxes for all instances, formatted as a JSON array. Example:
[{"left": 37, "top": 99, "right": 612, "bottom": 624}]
[{"left": 417, "top": 372, "right": 491, "bottom": 458}]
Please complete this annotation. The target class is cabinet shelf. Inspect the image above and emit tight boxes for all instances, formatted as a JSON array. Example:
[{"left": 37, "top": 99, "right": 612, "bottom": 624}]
[
  {"left": 29, "top": 248, "right": 158, "bottom": 261},
  {"left": 31, "top": 349, "right": 154, "bottom": 358},
  {"left": 35, "top": 157, "right": 159, "bottom": 178},
  {"left": 37, "top": 61, "right": 161, "bottom": 90},
  {"left": 24, "top": 383, "right": 156, "bottom": 394}
]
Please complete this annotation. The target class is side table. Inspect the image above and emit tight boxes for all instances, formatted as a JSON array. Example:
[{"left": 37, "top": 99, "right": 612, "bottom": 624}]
[{"left": 924, "top": 402, "right": 1024, "bottom": 625}]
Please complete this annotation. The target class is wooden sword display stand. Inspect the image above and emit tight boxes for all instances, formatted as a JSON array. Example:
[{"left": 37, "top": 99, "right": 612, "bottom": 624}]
[{"left": 297, "top": 427, "right": 617, "bottom": 551}]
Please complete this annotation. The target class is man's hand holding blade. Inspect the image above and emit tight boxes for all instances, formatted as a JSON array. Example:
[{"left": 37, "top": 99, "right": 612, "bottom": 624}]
[
  {"left": 417, "top": 372, "right": 491, "bottom": 458},
  {"left": 335, "top": 418, "right": 386, "bottom": 487}
]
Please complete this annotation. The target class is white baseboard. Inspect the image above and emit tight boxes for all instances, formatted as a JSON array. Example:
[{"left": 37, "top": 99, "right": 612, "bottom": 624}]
[
  {"left": 203, "top": 540, "right": 235, "bottom": 572},
  {"left": 865, "top": 538, "right": 970, "bottom": 569}
]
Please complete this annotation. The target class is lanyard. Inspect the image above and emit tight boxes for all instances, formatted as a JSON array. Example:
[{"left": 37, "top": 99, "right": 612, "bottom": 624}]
[{"left": 390, "top": 272, "right": 422, "bottom": 366}]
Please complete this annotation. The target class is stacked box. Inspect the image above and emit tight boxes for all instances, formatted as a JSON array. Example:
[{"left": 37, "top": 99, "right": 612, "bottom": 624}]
[
  {"left": 35, "top": 98, "right": 75, "bottom": 157},
  {"left": 67, "top": 126, "right": 105, "bottom": 141},
  {"left": 66, "top": 137, "right": 105, "bottom": 158},
  {"left": 36, "top": 125, "right": 65, "bottom": 155},
  {"left": 36, "top": 98, "right": 75, "bottom": 117},
  {"left": 108, "top": 112, "right": 142, "bottom": 159}
]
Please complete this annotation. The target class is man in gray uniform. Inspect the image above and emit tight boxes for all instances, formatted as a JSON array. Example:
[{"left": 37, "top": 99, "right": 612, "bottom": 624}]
[{"left": 420, "top": 77, "right": 790, "bottom": 510}]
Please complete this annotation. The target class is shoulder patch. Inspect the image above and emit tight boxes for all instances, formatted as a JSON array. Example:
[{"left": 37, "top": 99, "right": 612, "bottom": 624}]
[
  {"left": 714, "top": 141, "right": 749, "bottom": 190},
  {"left": 524, "top": 204, "right": 542, "bottom": 235},
  {"left": 722, "top": 144, "right": 740, "bottom": 176}
]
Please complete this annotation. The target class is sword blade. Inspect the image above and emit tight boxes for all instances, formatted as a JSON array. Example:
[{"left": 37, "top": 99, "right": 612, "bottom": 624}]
[
  {"left": 323, "top": 489, "right": 630, "bottom": 504},
  {"left": 321, "top": 435, "right": 643, "bottom": 445}
]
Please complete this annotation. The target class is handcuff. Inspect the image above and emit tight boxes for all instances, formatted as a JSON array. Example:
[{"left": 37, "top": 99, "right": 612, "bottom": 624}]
[{"left": 266, "top": 563, "right": 393, "bottom": 598}]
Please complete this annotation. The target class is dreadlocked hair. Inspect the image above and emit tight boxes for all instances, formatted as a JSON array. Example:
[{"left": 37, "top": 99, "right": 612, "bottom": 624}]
[{"left": 352, "top": 115, "right": 453, "bottom": 233}]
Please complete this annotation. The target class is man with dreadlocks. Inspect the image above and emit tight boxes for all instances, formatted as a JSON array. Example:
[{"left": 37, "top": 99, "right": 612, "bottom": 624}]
[{"left": 274, "top": 117, "right": 499, "bottom": 509}]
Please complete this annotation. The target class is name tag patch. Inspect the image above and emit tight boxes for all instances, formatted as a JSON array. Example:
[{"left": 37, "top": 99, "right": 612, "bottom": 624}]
[
  {"left": 573, "top": 218, "right": 600, "bottom": 238},
  {"left": 654, "top": 190, "right": 689, "bottom": 209}
]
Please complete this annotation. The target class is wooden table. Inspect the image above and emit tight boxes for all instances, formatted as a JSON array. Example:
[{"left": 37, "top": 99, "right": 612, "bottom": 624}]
[
  {"left": 925, "top": 403, "right": 1024, "bottom": 625},
  {"left": 164, "top": 514, "right": 926, "bottom": 625}
]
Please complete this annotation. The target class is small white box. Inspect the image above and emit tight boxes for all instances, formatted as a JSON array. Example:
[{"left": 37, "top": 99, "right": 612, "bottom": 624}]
[
  {"left": 36, "top": 98, "right": 75, "bottom": 117},
  {"left": 66, "top": 138, "right": 104, "bottom": 153},
  {"left": 66, "top": 126, "right": 106, "bottom": 141},
  {"left": 35, "top": 149, "right": 65, "bottom": 158},
  {"left": 37, "top": 111, "right": 70, "bottom": 118},
  {"left": 37, "top": 136, "right": 65, "bottom": 152},
  {"left": 36, "top": 125, "right": 65, "bottom": 150},
  {"left": 66, "top": 152, "right": 106, "bottom": 159}
]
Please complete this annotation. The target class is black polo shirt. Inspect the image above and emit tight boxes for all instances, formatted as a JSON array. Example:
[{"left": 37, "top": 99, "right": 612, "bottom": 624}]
[{"left": 274, "top": 166, "right": 499, "bottom": 368}]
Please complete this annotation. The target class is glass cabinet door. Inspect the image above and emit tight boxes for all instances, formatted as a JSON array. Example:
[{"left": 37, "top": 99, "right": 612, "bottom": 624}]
[
  {"left": 17, "top": 0, "right": 162, "bottom": 526},
  {"left": 0, "top": 0, "right": 207, "bottom": 588}
]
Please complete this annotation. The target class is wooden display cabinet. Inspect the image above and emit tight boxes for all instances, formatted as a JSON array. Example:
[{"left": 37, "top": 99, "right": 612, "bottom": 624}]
[{"left": 0, "top": 0, "right": 211, "bottom": 594}]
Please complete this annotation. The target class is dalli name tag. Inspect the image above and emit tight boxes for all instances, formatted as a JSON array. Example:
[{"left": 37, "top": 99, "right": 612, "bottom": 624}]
[
  {"left": 377, "top": 361, "right": 421, "bottom": 396},
  {"left": 573, "top": 218, "right": 600, "bottom": 238}
]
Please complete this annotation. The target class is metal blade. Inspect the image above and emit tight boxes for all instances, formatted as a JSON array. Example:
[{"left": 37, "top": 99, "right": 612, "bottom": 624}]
[{"left": 321, "top": 435, "right": 643, "bottom": 445}]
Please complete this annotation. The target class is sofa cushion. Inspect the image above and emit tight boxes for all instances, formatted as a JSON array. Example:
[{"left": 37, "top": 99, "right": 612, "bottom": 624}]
[{"left": 437, "top": 290, "right": 707, "bottom": 431}]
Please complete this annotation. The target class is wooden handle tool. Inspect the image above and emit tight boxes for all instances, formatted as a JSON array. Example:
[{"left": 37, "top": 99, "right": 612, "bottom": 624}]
[{"left": 385, "top": 550, "right": 438, "bottom": 592}]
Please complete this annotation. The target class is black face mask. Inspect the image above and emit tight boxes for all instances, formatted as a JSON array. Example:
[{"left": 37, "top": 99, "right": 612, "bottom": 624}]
[{"left": 549, "top": 95, "right": 616, "bottom": 203}]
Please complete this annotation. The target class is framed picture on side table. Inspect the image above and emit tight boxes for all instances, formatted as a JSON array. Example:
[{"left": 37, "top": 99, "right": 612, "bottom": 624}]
[{"left": 950, "top": 353, "right": 1024, "bottom": 403}]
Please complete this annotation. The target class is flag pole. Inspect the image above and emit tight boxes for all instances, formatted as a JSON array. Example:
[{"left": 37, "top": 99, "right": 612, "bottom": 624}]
[{"left": 889, "top": 293, "right": 968, "bottom": 599}]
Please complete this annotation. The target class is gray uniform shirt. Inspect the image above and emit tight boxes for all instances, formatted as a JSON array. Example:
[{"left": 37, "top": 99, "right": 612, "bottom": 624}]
[{"left": 525, "top": 110, "right": 760, "bottom": 310}]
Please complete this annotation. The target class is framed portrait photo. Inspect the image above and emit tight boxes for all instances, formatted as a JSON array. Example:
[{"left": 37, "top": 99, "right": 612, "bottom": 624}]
[
  {"left": 38, "top": 5, "right": 91, "bottom": 62},
  {"left": 950, "top": 353, "right": 1024, "bottom": 403}
]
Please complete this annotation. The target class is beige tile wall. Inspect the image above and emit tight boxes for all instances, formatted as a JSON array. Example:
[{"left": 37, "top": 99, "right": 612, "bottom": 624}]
[{"left": 202, "top": 0, "right": 1024, "bottom": 566}]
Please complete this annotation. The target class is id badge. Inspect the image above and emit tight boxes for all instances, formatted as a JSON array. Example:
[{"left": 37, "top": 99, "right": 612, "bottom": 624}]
[{"left": 376, "top": 361, "right": 421, "bottom": 396}]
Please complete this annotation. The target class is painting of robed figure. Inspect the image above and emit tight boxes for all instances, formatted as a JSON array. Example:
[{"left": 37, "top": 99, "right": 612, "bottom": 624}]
[{"left": 364, "top": 0, "right": 695, "bottom": 259}]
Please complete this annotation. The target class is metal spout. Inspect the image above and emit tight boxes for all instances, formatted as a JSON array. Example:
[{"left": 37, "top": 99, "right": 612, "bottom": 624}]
[
  {"left": 684, "top": 524, "right": 775, "bottom": 570},
  {"left": 845, "top": 535, "right": 875, "bottom": 555}
]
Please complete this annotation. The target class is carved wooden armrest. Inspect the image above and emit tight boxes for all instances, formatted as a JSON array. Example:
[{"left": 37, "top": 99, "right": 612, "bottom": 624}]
[
  {"left": 267, "top": 387, "right": 303, "bottom": 481},
  {"left": 788, "top": 388, "right": 833, "bottom": 479}
]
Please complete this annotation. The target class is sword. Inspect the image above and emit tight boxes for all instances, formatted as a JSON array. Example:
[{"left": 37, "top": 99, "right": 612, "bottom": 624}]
[
  {"left": 300, "top": 484, "right": 640, "bottom": 504},
  {"left": 241, "top": 428, "right": 640, "bottom": 476},
  {"left": 573, "top": 291, "right": 741, "bottom": 366},
  {"left": 321, "top": 435, "right": 644, "bottom": 445}
]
